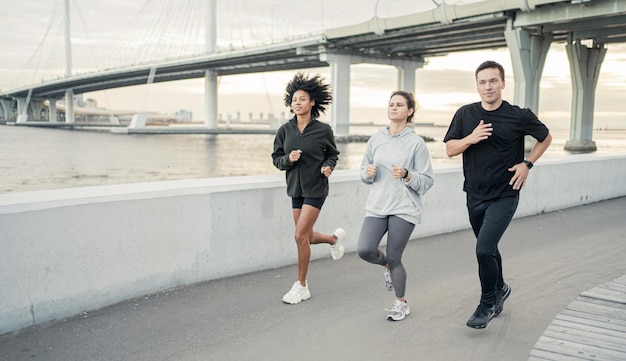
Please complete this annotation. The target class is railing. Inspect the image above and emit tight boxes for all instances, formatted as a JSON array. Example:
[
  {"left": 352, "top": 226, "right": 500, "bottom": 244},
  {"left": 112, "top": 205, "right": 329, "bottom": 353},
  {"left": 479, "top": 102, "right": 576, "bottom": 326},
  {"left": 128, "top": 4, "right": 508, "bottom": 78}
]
[{"left": 1, "top": 154, "right": 625, "bottom": 334}]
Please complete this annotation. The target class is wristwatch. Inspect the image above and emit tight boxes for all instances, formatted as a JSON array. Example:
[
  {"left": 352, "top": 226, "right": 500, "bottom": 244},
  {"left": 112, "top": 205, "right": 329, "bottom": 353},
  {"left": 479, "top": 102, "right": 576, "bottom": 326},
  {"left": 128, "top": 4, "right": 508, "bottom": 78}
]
[
  {"left": 402, "top": 168, "right": 409, "bottom": 178},
  {"left": 523, "top": 160, "right": 534, "bottom": 169}
]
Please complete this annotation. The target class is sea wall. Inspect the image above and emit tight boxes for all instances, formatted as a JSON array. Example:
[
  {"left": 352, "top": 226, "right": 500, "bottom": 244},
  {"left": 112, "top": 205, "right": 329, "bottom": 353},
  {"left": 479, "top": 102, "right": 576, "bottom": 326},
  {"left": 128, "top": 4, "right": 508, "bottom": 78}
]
[{"left": 1, "top": 154, "right": 625, "bottom": 334}]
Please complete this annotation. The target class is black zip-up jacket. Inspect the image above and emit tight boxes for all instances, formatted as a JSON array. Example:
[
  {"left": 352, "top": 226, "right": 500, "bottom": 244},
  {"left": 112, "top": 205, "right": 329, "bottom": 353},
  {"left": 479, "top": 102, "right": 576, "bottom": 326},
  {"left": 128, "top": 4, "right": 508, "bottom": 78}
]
[{"left": 272, "top": 117, "right": 339, "bottom": 198}]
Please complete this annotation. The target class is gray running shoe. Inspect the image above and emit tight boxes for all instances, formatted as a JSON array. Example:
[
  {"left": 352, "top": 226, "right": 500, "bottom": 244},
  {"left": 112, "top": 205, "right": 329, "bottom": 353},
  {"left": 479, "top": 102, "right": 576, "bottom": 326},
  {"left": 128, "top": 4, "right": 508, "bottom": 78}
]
[
  {"left": 383, "top": 269, "right": 393, "bottom": 291},
  {"left": 386, "top": 300, "right": 410, "bottom": 321},
  {"left": 466, "top": 304, "right": 495, "bottom": 329}
]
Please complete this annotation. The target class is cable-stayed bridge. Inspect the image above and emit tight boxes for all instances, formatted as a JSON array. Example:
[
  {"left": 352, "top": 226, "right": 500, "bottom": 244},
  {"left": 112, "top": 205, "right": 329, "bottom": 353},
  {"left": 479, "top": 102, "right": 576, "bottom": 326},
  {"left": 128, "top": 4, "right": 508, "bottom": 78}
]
[{"left": 0, "top": 0, "right": 625, "bottom": 151}]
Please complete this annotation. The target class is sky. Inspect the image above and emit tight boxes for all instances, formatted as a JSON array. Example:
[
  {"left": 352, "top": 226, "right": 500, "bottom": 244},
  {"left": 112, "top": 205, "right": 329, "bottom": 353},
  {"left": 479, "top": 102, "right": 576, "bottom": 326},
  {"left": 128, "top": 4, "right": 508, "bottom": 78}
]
[{"left": 0, "top": 0, "right": 625, "bottom": 129}]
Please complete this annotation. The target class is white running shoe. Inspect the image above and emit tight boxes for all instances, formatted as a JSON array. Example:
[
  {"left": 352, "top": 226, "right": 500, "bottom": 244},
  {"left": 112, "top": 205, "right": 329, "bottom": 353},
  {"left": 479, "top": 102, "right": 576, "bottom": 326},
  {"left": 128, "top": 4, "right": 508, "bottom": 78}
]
[
  {"left": 383, "top": 269, "right": 393, "bottom": 291},
  {"left": 386, "top": 300, "right": 410, "bottom": 321},
  {"left": 330, "top": 228, "right": 346, "bottom": 260},
  {"left": 282, "top": 281, "right": 311, "bottom": 304}
]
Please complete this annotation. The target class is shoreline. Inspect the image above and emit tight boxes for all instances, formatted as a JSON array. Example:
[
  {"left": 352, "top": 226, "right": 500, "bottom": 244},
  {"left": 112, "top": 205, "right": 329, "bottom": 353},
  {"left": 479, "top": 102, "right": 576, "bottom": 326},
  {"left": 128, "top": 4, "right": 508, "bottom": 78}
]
[{"left": 1, "top": 123, "right": 625, "bottom": 194}]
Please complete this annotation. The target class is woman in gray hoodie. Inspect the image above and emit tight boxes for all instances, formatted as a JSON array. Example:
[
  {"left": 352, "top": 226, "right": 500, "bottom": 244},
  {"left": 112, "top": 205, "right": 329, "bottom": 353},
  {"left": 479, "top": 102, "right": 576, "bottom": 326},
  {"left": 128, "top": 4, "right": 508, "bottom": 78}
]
[{"left": 357, "top": 90, "right": 434, "bottom": 321}]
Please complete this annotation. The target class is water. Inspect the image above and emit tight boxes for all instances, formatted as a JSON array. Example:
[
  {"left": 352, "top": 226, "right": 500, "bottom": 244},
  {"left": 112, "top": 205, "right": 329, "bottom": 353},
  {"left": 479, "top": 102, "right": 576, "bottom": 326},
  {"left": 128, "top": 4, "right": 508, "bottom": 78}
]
[{"left": 1, "top": 123, "right": 625, "bottom": 194}]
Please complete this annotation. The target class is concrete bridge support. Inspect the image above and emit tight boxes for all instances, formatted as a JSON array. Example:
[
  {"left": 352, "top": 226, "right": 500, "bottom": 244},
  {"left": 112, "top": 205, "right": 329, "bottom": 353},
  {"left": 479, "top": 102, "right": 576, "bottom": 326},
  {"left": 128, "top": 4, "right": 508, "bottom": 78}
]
[
  {"left": 64, "top": 89, "right": 75, "bottom": 124},
  {"left": 14, "top": 98, "right": 48, "bottom": 122},
  {"left": 505, "top": 24, "right": 552, "bottom": 151},
  {"left": 564, "top": 39, "right": 606, "bottom": 152},
  {"left": 326, "top": 53, "right": 351, "bottom": 137},
  {"left": 0, "top": 99, "right": 15, "bottom": 121},
  {"left": 203, "top": 0, "right": 218, "bottom": 129},
  {"left": 129, "top": 114, "right": 147, "bottom": 128},
  {"left": 504, "top": 24, "right": 552, "bottom": 114},
  {"left": 30, "top": 100, "right": 46, "bottom": 121},
  {"left": 16, "top": 97, "right": 30, "bottom": 123},
  {"left": 393, "top": 59, "right": 424, "bottom": 95},
  {"left": 49, "top": 99, "right": 58, "bottom": 123},
  {"left": 204, "top": 70, "right": 218, "bottom": 129}
]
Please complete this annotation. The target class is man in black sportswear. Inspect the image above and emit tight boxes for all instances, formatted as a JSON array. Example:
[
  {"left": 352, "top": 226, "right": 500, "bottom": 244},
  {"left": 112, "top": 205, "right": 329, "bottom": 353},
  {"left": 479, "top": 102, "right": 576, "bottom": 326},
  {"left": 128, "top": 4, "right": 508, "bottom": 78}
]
[{"left": 443, "top": 60, "right": 552, "bottom": 329}]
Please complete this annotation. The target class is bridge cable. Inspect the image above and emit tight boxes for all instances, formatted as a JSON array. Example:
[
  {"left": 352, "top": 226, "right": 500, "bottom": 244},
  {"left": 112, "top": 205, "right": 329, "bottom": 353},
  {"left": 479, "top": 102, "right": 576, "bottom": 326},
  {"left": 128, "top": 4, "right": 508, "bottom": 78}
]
[
  {"left": 13, "top": 2, "right": 64, "bottom": 89},
  {"left": 71, "top": 0, "right": 116, "bottom": 112}
]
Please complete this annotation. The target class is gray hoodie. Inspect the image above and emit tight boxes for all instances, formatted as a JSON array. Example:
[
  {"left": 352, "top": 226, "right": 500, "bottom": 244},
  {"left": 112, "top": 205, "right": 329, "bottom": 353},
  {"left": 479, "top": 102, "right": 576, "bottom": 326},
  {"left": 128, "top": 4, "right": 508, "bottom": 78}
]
[{"left": 360, "top": 126, "right": 434, "bottom": 225}]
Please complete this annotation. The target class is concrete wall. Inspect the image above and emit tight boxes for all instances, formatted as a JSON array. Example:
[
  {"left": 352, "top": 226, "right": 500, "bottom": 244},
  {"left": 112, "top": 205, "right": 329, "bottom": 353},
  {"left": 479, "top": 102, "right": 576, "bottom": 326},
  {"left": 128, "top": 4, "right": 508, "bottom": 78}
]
[{"left": 1, "top": 154, "right": 625, "bottom": 334}]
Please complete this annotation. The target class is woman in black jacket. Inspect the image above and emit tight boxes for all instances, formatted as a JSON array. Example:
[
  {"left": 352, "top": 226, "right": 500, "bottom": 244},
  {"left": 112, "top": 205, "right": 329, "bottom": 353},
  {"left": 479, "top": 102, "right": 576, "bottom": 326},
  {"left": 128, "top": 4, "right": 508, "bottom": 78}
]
[{"left": 272, "top": 72, "right": 346, "bottom": 305}]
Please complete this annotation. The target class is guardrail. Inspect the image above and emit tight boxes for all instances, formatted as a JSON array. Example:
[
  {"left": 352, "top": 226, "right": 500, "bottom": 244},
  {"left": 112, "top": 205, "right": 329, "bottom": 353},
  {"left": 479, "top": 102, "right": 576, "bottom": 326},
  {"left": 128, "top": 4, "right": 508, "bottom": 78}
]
[{"left": 1, "top": 154, "right": 625, "bottom": 335}]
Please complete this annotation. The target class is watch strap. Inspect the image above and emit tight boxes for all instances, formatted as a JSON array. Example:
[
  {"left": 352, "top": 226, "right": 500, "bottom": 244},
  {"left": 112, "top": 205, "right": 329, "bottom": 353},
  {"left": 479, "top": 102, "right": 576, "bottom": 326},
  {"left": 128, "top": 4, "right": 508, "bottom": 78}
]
[{"left": 523, "top": 160, "right": 534, "bottom": 169}]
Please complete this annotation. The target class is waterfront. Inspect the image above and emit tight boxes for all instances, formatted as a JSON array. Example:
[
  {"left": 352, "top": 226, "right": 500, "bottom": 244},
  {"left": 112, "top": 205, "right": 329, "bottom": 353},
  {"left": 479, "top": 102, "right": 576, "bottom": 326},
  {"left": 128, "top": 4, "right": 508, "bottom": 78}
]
[{"left": 1, "top": 123, "right": 625, "bottom": 194}]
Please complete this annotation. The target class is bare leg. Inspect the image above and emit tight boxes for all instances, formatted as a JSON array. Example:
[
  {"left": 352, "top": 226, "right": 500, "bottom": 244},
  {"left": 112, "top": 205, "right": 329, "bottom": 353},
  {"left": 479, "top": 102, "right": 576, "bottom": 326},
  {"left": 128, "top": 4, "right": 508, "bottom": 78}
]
[
  {"left": 310, "top": 231, "right": 336, "bottom": 245},
  {"left": 292, "top": 205, "right": 321, "bottom": 285}
]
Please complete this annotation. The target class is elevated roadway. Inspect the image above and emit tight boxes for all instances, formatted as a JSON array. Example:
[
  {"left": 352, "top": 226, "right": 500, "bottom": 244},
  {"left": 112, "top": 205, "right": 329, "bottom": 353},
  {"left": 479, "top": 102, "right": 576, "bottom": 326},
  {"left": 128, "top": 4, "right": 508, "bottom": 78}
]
[
  {"left": 1, "top": 0, "right": 624, "bottom": 149},
  {"left": 2, "top": 0, "right": 624, "bottom": 99}
]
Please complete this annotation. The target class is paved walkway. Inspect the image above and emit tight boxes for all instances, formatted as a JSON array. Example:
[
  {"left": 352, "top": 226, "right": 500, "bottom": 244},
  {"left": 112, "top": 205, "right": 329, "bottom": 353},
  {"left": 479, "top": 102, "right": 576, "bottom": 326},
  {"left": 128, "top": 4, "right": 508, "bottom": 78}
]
[{"left": 1, "top": 197, "right": 625, "bottom": 361}]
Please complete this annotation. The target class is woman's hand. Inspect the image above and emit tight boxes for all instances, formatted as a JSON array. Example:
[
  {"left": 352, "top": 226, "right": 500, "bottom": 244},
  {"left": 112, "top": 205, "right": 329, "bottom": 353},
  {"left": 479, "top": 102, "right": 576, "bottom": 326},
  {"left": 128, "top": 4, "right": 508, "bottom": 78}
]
[
  {"left": 392, "top": 165, "right": 407, "bottom": 179},
  {"left": 289, "top": 149, "right": 302, "bottom": 162},
  {"left": 366, "top": 164, "right": 377, "bottom": 178},
  {"left": 321, "top": 166, "right": 333, "bottom": 178}
]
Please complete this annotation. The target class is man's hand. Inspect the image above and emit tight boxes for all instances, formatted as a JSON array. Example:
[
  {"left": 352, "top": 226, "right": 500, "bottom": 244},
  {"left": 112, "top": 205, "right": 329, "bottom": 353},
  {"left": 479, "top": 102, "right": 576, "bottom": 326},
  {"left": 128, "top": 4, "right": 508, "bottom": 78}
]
[
  {"left": 468, "top": 120, "right": 493, "bottom": 145},
  {"left": 508, "top": 162, "right": 530, "bottom": 190},
  {"left": 445, "top": 120, "right": 492, "bottom": 157}
]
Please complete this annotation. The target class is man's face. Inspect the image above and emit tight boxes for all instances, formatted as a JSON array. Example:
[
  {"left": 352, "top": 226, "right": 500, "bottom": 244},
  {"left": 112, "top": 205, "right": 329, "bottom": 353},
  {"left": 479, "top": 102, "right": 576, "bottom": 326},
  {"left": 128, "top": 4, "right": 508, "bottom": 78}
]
[{"left": 476, "top": 67, "right": 505, "bottom": 106}]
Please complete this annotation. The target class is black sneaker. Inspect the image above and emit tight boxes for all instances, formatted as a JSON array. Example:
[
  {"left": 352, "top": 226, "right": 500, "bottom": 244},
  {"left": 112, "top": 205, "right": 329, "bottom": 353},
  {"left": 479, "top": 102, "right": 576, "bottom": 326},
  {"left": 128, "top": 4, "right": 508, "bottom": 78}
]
[
  {"left": 466, "top": 304, "right": 495, "bottom": 329},
  {"left": 493, "top": 283, "right": 511, "bottom": 317}
]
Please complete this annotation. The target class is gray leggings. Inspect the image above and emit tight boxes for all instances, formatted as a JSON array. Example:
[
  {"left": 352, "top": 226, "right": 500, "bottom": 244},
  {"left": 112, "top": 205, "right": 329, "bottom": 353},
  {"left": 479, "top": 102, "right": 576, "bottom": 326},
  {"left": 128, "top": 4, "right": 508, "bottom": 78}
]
[{"left": 357, "top": 216, "right": 415, "bottom": 298}]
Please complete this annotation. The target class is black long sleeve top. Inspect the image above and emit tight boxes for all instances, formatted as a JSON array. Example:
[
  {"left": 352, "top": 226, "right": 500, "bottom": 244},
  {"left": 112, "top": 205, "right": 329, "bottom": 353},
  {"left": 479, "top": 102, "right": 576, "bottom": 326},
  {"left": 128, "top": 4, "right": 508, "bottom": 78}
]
[{"left": 271, "top": 117, "right": 339, "bottom": 198}]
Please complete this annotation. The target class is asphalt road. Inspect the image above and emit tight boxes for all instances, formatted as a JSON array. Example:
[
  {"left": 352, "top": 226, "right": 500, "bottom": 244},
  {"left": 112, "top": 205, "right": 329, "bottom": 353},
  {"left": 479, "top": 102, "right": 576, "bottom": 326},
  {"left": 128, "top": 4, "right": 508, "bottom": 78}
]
[{"left": 2, "top": 197, "right": 625, "bottom": 361}]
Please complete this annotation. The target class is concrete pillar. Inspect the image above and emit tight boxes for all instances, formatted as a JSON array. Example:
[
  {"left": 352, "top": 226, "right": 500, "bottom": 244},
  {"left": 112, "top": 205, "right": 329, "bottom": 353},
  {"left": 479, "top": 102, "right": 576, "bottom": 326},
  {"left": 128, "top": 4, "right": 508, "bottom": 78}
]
[
  {"left": 392, "top": 59, "right": 424, "bottom": 94},
  {"left": 504, "top": 23, "right": 552, "bottom": 113},
  {"left": 324, "top": 53, "right": 351, "bottom": 137},
  {"left": 564, "top": 39, "right": 606, "bottom": 152},
  {"left": 505, "top": 23, "right": 552, "bottom": 152},
  {"left": 203, "top": 0, "right": 218, "bottom": 129},
  {"left": 49, "top": 99, "right": 58, "bottom": 123},
  {"left": 65, "top": 89, "right": 75, "bottom": 123},
  {"left": 16, "top": 97, "right": 29, "bottom": 123},
  {"left": 30, "top": 100, "right": 45, "bottom": 121},
  {"left": 204, "top": 70, "right": 218, "bottom": 128},
  {"left": 129, "top": 114, "right": 146, "bottom": 128},
  {"left": 0, "top": 99, "right": 14, "bottom": 121}
]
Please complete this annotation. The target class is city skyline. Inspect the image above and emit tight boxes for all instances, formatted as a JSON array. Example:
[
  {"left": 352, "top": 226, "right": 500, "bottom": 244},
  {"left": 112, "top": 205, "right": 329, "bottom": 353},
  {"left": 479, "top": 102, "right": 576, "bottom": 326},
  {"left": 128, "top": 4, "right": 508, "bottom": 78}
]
[{"left": 1, "top": 0, "right": 625, "bottom": 129}]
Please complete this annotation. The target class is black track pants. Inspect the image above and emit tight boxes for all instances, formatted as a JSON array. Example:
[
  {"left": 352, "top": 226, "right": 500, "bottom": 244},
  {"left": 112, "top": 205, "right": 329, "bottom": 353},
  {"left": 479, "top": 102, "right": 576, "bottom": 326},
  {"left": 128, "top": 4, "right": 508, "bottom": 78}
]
[{"left": 466, "top": 194, "right": 519, "bottom": 306}]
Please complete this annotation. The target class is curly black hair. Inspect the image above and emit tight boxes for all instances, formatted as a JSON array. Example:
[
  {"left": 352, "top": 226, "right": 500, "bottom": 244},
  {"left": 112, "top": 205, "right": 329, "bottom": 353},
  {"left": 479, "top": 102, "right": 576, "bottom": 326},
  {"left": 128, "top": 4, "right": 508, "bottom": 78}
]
[{"left": 283, "top": 72, "right": 333, "bottom": 119}]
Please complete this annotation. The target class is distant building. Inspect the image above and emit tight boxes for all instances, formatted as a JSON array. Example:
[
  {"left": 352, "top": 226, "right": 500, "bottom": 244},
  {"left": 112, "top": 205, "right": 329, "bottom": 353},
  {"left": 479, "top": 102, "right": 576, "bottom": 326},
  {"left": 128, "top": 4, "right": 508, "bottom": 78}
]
[
  {"left": 174, "top": 109, "right": 193, "bottom": 122},
  {"left": 85, "top": 98, "right": 98, "bottom": 108},
  {"left": 75, "top": 93, "right": 85, "bottom": 107}
]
